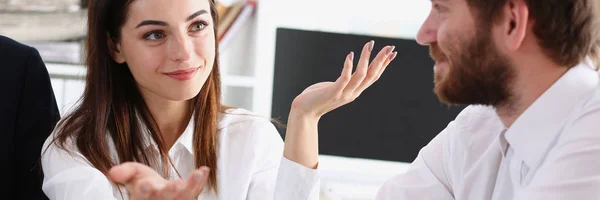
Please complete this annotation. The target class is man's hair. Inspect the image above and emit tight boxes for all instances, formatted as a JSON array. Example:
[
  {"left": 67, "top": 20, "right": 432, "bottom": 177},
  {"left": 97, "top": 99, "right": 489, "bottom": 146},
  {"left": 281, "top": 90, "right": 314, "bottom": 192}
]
[{"left": 467, "top": 0, "right": 600, "bottom": 68}]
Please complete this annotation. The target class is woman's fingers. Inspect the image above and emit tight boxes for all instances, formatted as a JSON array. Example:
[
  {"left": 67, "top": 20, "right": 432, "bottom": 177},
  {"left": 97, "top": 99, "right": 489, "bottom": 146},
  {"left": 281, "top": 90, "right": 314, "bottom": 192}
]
[
  {"left": 107, "top": 162, "right": 140, "bottom": 184},
  {"left": 175, "top": 167, "right": 210, "bottom": 199},
  {"left": 354, "top": 45, "right": 396, "bottom": 95},
  {"left": 108, "top": 162, "right": 163, "bottom": 185},
  {"left": 108, "top": 162, "right": 169, "bottom": 200},
  {"left": 290, "top": 40, "right": 397, "bottom": 119},
  {"left": 133, "top": 177, "right": 159, "bottom": 199},
  {"left": 342, "top": 40, "right": 374, "bottom": 95},
  {"left": 334, "top": 51, "right": 354, "bottom": 90},
  {"left": 155, "top": 179, "right": 185, "bottom": 200},
  {"left": 377, "top": 51, "right": 397, "bottom": 80}
]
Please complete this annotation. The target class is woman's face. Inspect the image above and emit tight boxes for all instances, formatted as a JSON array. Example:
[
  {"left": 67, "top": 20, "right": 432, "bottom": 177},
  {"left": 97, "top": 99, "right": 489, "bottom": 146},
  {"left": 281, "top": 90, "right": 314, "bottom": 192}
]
[{"left": 112, "top": 0, "right": 215, "bottom": 101}]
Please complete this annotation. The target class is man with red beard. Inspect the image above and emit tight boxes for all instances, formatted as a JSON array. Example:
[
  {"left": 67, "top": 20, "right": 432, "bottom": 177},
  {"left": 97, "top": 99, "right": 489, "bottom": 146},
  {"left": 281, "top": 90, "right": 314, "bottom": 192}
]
[{"left": 272, "top": 0, "right": 600, "bottom": 199}]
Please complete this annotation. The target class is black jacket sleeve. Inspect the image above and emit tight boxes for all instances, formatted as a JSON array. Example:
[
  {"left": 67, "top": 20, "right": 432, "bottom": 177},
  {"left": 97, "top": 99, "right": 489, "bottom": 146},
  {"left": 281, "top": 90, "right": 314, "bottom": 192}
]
[{"left": 14, "top": 45, "right": 60, "bottom": 200}]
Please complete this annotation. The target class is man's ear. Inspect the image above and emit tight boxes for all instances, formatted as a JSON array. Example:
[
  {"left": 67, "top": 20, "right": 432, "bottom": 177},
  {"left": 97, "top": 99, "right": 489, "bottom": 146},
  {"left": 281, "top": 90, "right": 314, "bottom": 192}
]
[
  {"left": 503, "top": 0, "right": 529, "bottom": 51},
  {"left": 107, "top": 33, "right": 125, "bottom": 64}
]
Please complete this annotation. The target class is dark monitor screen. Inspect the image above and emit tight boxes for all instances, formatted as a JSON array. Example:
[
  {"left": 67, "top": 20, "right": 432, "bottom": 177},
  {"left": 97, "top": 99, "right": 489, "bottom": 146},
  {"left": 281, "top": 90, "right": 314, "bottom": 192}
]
[{"left": 271, "top": 28, "right": 465, "bottom": 163}]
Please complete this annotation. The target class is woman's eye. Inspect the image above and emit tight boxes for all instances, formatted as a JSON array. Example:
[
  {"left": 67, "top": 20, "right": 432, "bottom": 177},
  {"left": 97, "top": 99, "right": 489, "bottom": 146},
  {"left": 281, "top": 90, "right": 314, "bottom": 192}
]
[
  {"left": 190, "top": 21, "right": 208, "bottom": 32},
  {"left": 144, "top": 31, "right": 165, "bottom": 40}
]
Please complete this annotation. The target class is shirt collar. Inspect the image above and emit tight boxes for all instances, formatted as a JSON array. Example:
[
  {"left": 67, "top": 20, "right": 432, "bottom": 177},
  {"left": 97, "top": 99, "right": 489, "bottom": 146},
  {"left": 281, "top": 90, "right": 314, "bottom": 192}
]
[
  {"left": 504, "top": 62, "right": 599, "bottom": 170},
  {"left": 176, "top": 119, "right": 195, "bottom": 154},
  {"left": 139, "top": 111, "right": 233, "bottom": 155},
  {"left": 137, "top": 114, "right": 196, "bottom": 155},
  {"left": 176, "top": 111, "right": 233, "bottom": 154}
]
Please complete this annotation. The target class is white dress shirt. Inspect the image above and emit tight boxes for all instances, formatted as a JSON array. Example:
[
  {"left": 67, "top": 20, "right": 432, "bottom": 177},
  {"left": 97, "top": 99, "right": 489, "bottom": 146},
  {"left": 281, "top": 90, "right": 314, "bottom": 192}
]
[
  {"left": 41, "top": 109, "right": 320, "bottom": 200},
  {"left": 375, "top": 62, "right": 600, "bottom": 199}
]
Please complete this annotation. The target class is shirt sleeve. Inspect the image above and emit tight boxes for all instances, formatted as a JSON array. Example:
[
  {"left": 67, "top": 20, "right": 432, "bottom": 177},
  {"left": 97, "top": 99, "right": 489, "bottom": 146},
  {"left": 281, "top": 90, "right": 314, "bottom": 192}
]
[
  {"left": 375, "top": 124, "right": 455, "bottom": 200},
  {"left": 41, "top": 135, "right": 118, "bottom": 200},
  {"left": 274, "top": 157, "right": 320, "bottom": 200},
  {"left": 244, "top": 117, "right": 320, "bottom": 200},
  {"left": 375, "top": 105, "right": 494, "bottom": 200},
  {"left": 517, "top": 104, "right": 600, "bottom": 200}
]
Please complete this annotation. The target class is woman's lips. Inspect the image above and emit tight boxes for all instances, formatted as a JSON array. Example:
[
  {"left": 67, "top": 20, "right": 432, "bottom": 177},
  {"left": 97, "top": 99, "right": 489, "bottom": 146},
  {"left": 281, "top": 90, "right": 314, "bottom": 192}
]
[{"left": 163, "top": 67, "right": 199, "bottom": 81}]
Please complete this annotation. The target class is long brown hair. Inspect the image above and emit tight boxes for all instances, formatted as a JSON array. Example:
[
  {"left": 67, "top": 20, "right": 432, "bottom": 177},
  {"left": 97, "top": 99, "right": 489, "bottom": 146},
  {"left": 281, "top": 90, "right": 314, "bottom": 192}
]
[{"left": 50, "top": 0, "right": 222, "bottom": 192}]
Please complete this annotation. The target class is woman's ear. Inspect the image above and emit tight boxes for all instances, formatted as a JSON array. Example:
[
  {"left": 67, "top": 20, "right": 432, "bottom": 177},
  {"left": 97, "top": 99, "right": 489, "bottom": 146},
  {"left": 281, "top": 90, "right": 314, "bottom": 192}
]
[{"left": 107, "top": 33, "right": 126, "bottom": 64}]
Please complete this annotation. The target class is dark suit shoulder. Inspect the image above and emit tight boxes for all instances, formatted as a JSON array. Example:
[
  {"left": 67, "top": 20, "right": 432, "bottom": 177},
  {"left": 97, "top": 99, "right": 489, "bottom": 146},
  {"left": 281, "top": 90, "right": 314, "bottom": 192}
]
[
  {"left": 0, "top": 35, "right": 35, "bottom": 56},
  {"left": 0, "top": 35, "right": 45, "bottom": 80}
]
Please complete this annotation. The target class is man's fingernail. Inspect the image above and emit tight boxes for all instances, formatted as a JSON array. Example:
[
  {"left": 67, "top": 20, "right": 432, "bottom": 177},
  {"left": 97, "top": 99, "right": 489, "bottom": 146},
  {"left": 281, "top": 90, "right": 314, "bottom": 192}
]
[
  {"left": 391, "top": 52, "right": 398, "bottom": 61},
  {"left": 194, "top": 172, "right": 204, "bottom": 182},
  {"left": 369, "top": 40, "right": 375, "bottom": 52}
]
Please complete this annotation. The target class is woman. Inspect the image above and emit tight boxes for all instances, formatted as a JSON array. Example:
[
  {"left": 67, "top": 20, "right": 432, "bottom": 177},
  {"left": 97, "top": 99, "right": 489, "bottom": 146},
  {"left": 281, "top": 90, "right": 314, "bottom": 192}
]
[{"left": 41, "top": 0, "right": 397, "bottom": 199}]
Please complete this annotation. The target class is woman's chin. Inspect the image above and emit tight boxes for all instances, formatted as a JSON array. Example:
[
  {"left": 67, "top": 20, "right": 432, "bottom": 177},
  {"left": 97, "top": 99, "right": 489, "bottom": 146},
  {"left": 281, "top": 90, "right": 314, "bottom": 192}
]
[{"left": 162, "top": 89, "right": 202, "bottom": 101}]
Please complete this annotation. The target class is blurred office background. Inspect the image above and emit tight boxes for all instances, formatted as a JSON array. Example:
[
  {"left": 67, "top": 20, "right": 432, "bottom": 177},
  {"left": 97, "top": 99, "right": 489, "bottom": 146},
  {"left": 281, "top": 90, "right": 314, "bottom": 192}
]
[{"left": 0, "top": 0, "right": 464, "bottom": 199}]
